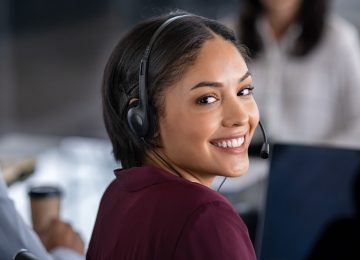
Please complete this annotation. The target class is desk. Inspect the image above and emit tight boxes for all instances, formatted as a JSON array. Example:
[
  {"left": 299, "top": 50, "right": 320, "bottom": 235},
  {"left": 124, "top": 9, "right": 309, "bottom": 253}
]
[{"left": 0, "top": 133, "right": 268, "bottom": 246}]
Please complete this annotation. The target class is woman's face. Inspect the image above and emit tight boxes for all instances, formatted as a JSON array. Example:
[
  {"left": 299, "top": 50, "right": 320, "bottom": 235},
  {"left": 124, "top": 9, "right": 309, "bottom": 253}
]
[
  {"left": 156, "top": 35, "right": 259, "bottom": 186},
  {"left": 260, "top": 0, "right": 302, "bottom": 16}
]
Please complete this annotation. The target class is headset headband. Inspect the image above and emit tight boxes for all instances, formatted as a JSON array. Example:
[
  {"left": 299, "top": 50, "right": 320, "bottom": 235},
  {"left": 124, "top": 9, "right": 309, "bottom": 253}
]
[{"left": 127, "top": 14, "right": 192, "bottom": 138}]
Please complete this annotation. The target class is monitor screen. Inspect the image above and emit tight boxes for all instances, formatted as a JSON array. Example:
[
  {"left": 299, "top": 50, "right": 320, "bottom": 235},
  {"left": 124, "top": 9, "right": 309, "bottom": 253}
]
[{"left": 258, "top": 143, "right": 360, "bottom": 260}]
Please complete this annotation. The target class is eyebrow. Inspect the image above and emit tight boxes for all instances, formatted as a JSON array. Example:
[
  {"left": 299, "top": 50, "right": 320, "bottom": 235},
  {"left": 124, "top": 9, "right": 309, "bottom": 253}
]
[{"left": 190, "top": 71, "right": 252, "bottom": 90}]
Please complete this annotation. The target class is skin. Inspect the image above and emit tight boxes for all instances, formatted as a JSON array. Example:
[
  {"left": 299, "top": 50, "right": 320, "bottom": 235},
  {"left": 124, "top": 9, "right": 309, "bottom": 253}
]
[
  {"left": 261, "top": 0, "right": 303, "bottom": 40},
  {"left": 38, "top": 218, "right": 84, "bottom": 255},
  {"left": 145, "top": 35, "right": 259, "bottom": 187}
]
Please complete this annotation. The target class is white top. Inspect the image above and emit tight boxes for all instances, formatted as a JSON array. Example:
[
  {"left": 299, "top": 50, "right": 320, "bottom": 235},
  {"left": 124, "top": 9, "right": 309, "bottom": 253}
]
[
  {"left": 0, "top": 173, "right": 84, "bottom": 260},
  {"left": 249, "top": 14, "right": 360, "bottom": 148}
]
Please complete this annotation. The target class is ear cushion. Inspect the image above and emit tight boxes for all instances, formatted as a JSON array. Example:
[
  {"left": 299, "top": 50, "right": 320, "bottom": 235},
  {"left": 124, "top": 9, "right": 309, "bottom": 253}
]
[
  {"left": 127, "top": 102, "right": 146, "bottom": 137},
  {"left": 127, "top": 100, "right": 156, "bottom": 139}
]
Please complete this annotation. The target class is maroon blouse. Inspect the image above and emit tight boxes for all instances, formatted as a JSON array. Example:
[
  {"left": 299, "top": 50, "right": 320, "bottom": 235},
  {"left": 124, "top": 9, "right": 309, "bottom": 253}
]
[{"left": 87, "top": 165, "right": 256, "bottom": 260}]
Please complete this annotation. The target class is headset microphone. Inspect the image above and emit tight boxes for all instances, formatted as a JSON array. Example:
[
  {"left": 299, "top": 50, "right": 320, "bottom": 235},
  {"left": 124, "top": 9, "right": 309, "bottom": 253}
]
[{"left": 258, "top": 121, "right": 270, "bottom": 159}]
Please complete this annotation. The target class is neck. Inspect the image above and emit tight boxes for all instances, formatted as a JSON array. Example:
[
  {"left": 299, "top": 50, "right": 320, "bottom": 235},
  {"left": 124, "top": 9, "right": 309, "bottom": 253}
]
[
  {"left": 265, "top": 8, "right": 299, "bottom": 40},
  {"left": 144, "top": 150, "right": 214, "bottom": 187},
  {"left": 146, "top": 149, "right": 182, "bottom": 178}
]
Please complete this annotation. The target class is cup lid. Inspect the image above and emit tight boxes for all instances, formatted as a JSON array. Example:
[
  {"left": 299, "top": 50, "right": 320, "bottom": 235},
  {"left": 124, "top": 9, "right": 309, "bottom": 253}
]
[{"left": 28, "top": 185, "right": 62, "bottom": 198}]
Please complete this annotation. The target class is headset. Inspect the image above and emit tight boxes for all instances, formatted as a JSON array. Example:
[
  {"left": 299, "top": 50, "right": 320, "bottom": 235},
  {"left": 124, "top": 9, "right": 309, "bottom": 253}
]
[
  {"left": 127, "top": 14, "right": 270, "bottom": 159},
  {"left": 127, "top": 15, "right": 190, "bottom": 140}
]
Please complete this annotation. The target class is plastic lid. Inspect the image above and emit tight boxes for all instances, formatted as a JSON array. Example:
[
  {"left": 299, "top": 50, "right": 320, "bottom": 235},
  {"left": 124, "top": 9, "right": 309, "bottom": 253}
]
[{"left": 28, "top": 185, "right": 62, "bottom": 198}]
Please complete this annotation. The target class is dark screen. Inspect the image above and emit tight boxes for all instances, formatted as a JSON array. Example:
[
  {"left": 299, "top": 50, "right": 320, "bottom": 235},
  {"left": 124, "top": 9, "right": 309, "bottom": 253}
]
[{"left": 258, "top": 143, "right": 360, "bottom": 260}]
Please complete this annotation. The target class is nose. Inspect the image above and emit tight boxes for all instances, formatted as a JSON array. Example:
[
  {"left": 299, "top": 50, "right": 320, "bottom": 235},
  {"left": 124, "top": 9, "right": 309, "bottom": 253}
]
[{"left": 222, "top": 96, "right": 250, "bottom": 128}]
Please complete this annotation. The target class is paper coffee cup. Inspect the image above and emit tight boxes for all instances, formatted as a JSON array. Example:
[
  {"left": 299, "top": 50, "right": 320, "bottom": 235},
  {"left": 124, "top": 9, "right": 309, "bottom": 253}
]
[{"left": 28, "top": 186, "right": 62, "bottom": 233}]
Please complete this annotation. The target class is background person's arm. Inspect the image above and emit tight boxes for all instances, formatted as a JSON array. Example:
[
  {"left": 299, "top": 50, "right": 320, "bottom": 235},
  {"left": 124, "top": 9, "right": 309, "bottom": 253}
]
[{"left": 0, "top": 173, "right": 84, "bottom": 260}]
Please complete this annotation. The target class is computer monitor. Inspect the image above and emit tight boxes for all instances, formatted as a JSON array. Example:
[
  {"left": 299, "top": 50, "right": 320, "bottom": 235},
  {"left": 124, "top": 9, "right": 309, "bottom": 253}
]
[{"left": 258, "top": 143, "right": 360, "bottom": 260}]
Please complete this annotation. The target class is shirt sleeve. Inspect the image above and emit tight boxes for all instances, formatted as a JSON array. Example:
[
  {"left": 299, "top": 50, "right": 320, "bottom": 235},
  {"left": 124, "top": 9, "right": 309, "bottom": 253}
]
[
  {"left": 50, "top": 247, "right": 85, "bottom": 260},
  {"left": 0, "top": 173, "right": 52, "bottom": 259},
  {"left": 173, "top": 201, "right": 257, "bottom": 260},
  {"left": 329, "top": 18, "right": 360, "bottom": 147}
]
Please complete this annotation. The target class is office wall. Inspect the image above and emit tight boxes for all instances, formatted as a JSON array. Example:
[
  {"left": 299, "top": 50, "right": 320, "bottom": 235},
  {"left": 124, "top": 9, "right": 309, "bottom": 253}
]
[
  {"left": 0, "top": 0, "right": 358, "bottom": 138},
  {"left": 0, "top": 0, "right": 237, "bottom": 138}
]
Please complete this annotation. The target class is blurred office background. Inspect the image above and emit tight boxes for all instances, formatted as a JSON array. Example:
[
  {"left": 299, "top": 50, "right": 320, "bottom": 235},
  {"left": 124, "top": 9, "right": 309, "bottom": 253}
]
[
  {"left": 0, "top": 0, "right": 360, "bottom": 254},
  {"left": 0, "top": 0, "right": 359, "bottom": 138},
  {"left": 0, "top": 0, "right": 235, "bottom": 138}
]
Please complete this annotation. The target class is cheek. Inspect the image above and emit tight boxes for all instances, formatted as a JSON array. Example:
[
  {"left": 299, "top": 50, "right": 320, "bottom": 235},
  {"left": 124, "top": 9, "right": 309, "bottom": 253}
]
[
  {"left": 248, "top": 100, "right": 260, "bottom": 134},
  {"left": 160, "top": 111, "right": 217, "bottom": 145}
]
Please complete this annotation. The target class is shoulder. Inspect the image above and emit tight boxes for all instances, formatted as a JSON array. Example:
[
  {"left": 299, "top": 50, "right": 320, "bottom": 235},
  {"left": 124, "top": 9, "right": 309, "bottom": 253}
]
[
  {"left": 173, "top": 199, "right": 256, "bottom": 259},
  {"left": 321, "top": 14, "right": 360, "bottom": 72},
  {"left": 165, "top": 178, "right": 229, "bottom": 203},
  {"left": 327, "top": 14, "right": 358, "bottom": 36},
  {"left": 140, "top": 175, "right": 236, "bottom": 221},
  {"left": 324, "top": 14, "right": 359, "bottom": 49},
  {"left": 100, "top": 166, "right": 232, "bottom": 214},
  {"left": 181, "top": 198, "right": 249, "bottom": 234}
]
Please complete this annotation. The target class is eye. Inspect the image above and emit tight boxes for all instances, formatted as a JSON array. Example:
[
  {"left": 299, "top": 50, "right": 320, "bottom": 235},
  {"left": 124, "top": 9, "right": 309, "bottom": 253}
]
[
  {"left": 196, "top": 95, "right": 219, "bottom": 105},
  {"left": 238, "top": 86, "right": 254, "bottom": 96}
]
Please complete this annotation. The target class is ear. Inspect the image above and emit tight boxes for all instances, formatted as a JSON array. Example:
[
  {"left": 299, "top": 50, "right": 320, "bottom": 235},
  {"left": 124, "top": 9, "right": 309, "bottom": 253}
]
[{"left": 128, "top": 98, "right": 139, "bottom": 108}]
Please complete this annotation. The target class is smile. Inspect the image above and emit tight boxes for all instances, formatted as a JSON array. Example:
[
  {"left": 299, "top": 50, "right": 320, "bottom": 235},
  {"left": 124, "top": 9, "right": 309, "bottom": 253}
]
[{"left": 211, "top": 137, "right": 245, "bottom": 148}]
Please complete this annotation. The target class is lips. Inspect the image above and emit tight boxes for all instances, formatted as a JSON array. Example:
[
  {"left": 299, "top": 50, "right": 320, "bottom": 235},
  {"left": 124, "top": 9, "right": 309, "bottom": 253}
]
[{"left": 211, "top": 136, "right": 245, "bottom": 148}]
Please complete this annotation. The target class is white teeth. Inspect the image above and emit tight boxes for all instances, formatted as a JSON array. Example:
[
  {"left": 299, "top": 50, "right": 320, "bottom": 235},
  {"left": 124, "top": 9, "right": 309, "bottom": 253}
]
[
  {"left": 232, "top": 139, "right": 237, "bottom": 147},
  {"left": 227, "top": 140, "right": 232, "bottom": 148},
  {"left": 214, "top": 137, "right": 245, "bottom": 148}
]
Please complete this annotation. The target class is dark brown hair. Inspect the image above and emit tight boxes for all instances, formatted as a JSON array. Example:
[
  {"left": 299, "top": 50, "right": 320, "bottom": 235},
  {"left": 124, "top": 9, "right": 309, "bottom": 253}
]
[
  {"left": 102, "top": 10, "right": 248, "bottom": 168},
  {"left": 237, "top": 0, "right": 329, "bottom": 58}
]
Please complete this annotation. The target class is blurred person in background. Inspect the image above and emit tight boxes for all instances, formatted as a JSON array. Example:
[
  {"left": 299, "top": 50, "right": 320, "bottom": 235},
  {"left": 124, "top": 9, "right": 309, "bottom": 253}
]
[
  {"left": 235, "top": 0, "right": 360, "bottom": 148},
  {"left": 0, "top": 172, "right": 85, "bottom": 260}
]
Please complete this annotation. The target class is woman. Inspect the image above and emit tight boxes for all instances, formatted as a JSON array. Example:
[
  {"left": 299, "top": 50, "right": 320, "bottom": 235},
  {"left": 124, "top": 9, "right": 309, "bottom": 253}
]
[
  {"left": 87, "top": 11, "right": 258, "bottom": 259},
  {"left": 237, "top": 0, "right": 360, "bottom": 147}
]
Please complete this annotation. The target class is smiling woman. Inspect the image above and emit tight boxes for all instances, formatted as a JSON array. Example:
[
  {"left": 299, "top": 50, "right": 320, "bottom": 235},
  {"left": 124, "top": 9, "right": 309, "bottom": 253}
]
[
  {"left": 156, "top": 36, "right": 259, "bottom": 186},
  {"left": 87, "top": 11, "right": 258, "bottom": 260}
]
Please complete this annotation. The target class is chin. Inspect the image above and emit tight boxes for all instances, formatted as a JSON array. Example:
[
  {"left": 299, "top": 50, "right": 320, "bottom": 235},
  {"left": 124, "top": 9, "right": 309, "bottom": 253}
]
[
  {"left": 229, "top": 155, "right": 249, "bottom": 177},
  {"left": 222, "top": 164, "right": 249, "bottom": 178},
  {"left": 232, "top": 168, "right": 248, "bottom": 177},
  {"left": 228, "top": 160, "right": 250, "bottom": 177}
]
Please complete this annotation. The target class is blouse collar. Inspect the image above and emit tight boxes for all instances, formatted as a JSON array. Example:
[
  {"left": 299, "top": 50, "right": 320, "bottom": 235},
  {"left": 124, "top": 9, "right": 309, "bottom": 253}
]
[{"left": 257, "top": 15, "right": 302, "bottom": 52}]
